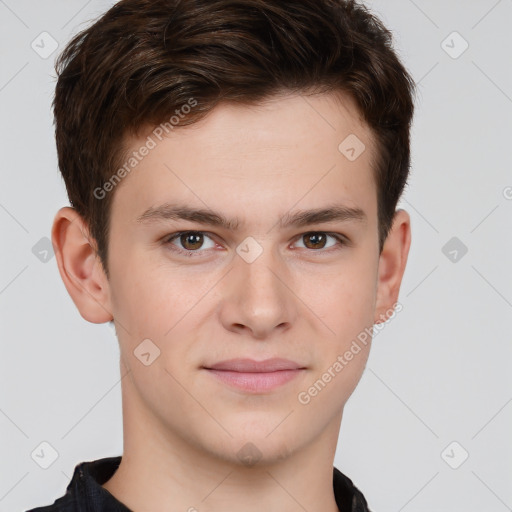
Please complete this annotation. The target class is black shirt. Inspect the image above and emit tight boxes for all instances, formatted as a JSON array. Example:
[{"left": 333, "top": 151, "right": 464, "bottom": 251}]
[{"left": 26, "top": 456, "right": 371, "bottom": 512}]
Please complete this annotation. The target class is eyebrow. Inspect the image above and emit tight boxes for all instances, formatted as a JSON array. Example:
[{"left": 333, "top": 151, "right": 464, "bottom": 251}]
[{"left": 136, "top": 203, "right": 367, "bottom": 230}]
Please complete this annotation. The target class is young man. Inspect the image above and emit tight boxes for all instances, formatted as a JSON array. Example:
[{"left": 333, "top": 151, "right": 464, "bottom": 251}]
[{"left": 29, "top": 0, "right": 414, "bottom": 510}]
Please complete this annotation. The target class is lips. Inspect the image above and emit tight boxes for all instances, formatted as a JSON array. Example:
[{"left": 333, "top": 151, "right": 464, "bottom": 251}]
[{"left": 203, "top": 358, "right": 306, "bottom": 392}]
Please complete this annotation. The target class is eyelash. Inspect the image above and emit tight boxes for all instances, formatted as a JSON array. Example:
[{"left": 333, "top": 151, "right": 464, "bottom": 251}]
[{"left": 162, "top": 231, "right": 348, "bottom": 257}]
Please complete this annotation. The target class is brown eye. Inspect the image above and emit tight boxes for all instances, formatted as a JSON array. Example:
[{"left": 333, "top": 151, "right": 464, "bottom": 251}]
[
  {"left": 164, "top": 231, "right": 217, "bottom": 255},
  {"left": 180, "top": 232, "right": 204, "bottom": 250},
  {"left": 303, "top": 232, "right": 327, "bottom": 249},
  {"left": 293, "top": 232, "right": 345, "bottom": 252}
]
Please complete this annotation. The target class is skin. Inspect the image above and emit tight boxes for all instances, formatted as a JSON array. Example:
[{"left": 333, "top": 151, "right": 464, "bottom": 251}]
[{"left": 52, "top": 91, "right": 411, "bottom": 512}]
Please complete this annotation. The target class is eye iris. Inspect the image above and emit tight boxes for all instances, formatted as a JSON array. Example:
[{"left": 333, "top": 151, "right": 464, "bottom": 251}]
[
  {"left": 304, "top": 233, "right": 326, "bottom": 249},
  {"left": 181, "top": 232, "right": 203, "bottom": 250}
]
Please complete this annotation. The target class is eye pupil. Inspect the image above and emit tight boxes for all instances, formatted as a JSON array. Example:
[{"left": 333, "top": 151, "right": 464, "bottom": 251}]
[
  {"left": 181, "top": 232, "right": 203, "bottom": 250},
  {"left": 304, "top": 233, "right": 326, "bottom": 249}
]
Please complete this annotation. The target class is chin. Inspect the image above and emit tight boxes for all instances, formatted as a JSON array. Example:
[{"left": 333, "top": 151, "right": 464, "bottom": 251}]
[{"left": 213, "top": 422, "right": 302, "bottom": 467}]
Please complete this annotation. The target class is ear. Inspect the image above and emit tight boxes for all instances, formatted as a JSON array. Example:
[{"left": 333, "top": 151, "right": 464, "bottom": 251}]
[
  {"left": 374, "top": 209, "right": 411, "bottom": 324},
  {"left": 51, "top": 206, "right": 113, "bottom": 323}
]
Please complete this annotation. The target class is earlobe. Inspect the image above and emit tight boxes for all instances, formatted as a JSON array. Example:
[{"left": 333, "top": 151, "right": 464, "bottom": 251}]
[
  {"left": 374, "top": 209, "right": 411, "bottom": 324},
  {"left": 51, "top": 206, "right": 113, "bottom": 323}
]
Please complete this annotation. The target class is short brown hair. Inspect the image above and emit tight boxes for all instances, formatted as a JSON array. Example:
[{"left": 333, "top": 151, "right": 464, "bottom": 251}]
[{"left": 53, "top": 0, "right": 415, "bottom": 276}]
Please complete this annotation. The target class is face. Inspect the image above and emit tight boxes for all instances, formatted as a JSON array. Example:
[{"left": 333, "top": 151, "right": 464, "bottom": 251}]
[{"left": 61, "top": 92, "right": 409, "bottom": 466}]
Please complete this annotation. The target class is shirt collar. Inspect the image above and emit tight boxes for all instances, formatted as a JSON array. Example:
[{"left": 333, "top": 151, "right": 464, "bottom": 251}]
[{"left": 33, "top": 456, "right": 370, "bottom": 511}]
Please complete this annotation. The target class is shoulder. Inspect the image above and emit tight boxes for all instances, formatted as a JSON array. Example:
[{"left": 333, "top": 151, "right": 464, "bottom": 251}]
[
  {"left": 25, "top": 456, "right": 125, "bottom": 512},
  {"left": 25, "top": 492, "right": 75, "bottom": 511},
  {"left": 333, "top": 466, "right": 372, "bottom": 512}
]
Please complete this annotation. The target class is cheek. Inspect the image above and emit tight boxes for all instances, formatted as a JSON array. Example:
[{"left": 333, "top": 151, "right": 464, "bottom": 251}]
[
  {"left": 108, "top": 251, "right": 173, "bottom": 338},
  {"left": 296, "top": 255, "right": 378, "bottom": 341},
  {"left": 108, "top": 250, "right": 221, "bottom": 349},
  {"left": 296, "top": 265, "right": 376, "bottom": 410}
]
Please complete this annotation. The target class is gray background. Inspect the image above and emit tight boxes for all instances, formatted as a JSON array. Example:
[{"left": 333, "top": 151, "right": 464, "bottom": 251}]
[{"left": 1, "top": 0, "right": 511, "bottom": 510}]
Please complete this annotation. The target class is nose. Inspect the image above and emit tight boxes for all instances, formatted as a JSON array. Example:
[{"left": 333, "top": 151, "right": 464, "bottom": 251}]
[{"left": 218, "top": 245, "right": 296, "bottom": 339}]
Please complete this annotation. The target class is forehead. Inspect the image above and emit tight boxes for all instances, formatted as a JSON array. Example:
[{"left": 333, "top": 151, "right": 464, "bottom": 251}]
[{"left": 110, "top": 91, "right": 378, "bottom": 227}]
